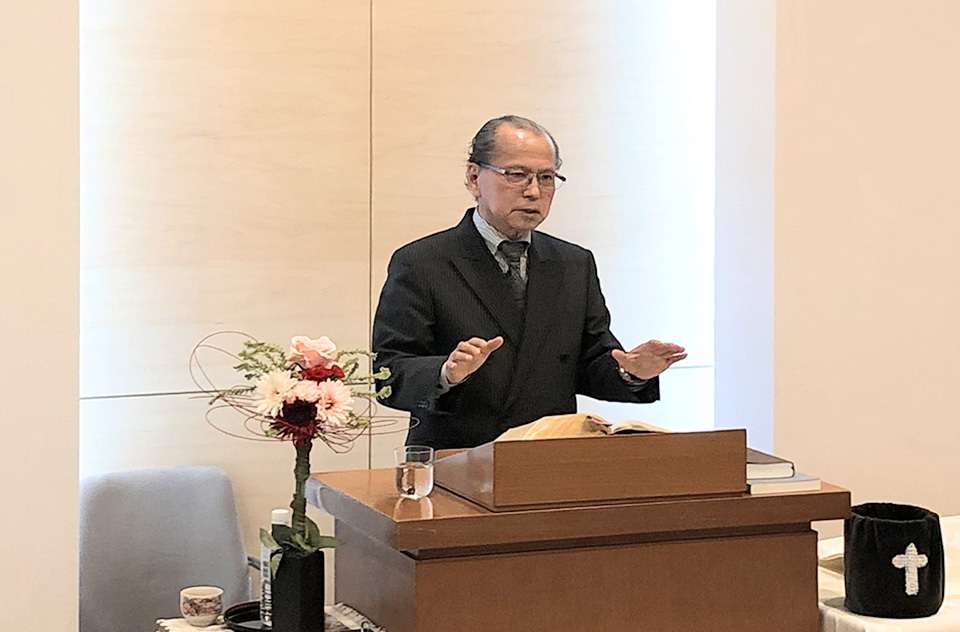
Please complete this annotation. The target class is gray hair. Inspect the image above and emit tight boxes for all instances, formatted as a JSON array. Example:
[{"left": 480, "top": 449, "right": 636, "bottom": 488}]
[{"left": 468, "top": 115, "right": 562, "bottom": 170}]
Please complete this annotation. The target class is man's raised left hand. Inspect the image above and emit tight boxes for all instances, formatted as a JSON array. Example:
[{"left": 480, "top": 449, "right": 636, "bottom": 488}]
[{"left": 611, "top": 340, "right": 687, "bottom": 380}]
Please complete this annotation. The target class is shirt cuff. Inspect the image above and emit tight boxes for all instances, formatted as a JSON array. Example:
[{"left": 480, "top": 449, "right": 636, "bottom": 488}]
[{"left": 437, "top": 363, "right": 464, "bottom": 394}]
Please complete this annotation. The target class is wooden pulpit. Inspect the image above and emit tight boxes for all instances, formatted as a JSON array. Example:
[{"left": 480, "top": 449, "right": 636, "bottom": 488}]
[{"left": 306, "top": 430, "right": 850, "bottom": 632}]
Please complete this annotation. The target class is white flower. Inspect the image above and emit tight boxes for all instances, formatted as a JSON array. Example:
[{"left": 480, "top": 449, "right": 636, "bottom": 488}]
[{"left": 254, "top": 369, "right": 298, "bottom": 417}]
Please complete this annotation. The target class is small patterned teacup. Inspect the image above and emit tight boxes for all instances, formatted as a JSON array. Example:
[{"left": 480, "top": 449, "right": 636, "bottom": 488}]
[{"left": 179, "top": 585, "right": 223, "bottom": 627}]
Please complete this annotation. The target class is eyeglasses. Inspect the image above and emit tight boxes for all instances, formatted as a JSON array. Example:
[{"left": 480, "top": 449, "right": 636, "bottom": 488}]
[{"left": 477, "top": 163, "right": 566, "bottom": 190}]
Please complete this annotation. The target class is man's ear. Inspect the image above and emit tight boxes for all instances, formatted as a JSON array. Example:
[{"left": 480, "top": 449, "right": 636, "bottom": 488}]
[{"left": 465, "top": 163, "right": 481, "bottom": 199}]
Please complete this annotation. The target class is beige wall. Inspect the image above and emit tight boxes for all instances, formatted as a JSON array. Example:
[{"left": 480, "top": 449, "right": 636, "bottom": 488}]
[
  {"left": 0, "top": 1, "right": 80, "bottom": 627},
  {"left": 776, "top": 1, "right": 960, "bottom": 523}
]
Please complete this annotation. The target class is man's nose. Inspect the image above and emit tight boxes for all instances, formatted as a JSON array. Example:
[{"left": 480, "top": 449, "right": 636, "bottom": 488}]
[{"left": 523, "top": 177, "right": 541, "bottom": 199}]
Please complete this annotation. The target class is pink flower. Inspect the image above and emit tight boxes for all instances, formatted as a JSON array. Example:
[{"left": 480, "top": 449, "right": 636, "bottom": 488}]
[
  {"left": 288, "top": 336, "right": 337, "bottom": 369},
  {"left": 284, "top": 379, "right": 323, "bottom": 404},
  {"left": 315, "top": 380, "right": 353, "bottom": 427}
]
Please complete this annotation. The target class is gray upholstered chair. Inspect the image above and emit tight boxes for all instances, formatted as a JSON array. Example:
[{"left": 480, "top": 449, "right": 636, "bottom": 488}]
[{"left": 79, "top": 466, "right": 252, "bottom": 632}]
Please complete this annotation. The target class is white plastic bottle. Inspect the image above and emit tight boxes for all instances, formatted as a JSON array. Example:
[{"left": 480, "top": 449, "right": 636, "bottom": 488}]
[{"left": 260, "top": 508, "right": 291, "bottom": 628}]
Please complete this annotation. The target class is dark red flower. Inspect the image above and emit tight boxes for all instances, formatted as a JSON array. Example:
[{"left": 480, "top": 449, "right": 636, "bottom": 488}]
[
  {"left": 270, "top": 401, "right": 319, "bottom": 445},
  {"left": 301, "top": 364, "right": 345, "bottom": 382}
]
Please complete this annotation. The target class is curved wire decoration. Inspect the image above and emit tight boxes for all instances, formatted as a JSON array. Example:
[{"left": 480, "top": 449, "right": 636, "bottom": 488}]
[{"left": 189, "top": 330, "right": 407, "bottom": 453}]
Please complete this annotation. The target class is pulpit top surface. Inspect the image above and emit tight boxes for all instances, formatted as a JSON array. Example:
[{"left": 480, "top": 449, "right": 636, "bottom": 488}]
[{"left": 307, "top": 468, "right": 850, "bottom": 552}]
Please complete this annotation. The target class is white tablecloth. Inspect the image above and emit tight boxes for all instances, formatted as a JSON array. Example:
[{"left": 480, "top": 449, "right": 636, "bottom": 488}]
[
  {"left": 819, "top": 515, "right": 960, "bottom": 632},
  {"left": 157, "top": 602, "right": 385, "bottom": 632}
]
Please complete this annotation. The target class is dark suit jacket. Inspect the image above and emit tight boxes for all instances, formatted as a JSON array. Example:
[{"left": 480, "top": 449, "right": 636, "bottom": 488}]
[{"left": 372, "top": 210, "right": 659, "bottom": 449}]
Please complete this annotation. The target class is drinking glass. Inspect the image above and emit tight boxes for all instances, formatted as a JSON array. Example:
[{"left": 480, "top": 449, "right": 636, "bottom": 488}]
[{"left": 394, "top": 445, "right": 435, "bottom": 499}]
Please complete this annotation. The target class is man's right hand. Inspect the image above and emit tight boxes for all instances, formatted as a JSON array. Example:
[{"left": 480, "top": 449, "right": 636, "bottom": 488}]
[{"left": 443, "top": 336, "right": 504, "bottom": 385}]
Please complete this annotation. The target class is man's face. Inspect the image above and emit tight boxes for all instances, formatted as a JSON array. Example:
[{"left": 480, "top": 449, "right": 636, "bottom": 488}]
[{"left": 465, "top": 124, "right": 558, "bottom": 239}]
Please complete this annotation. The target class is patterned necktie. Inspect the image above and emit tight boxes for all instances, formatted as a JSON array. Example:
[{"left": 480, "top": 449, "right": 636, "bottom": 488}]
[{"left": 498, "top": 240, "right": 528, "bottom": 309}]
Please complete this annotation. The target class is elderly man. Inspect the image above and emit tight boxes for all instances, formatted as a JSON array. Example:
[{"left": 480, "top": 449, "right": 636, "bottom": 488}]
[{"left": 372, "top": 115, "right": 686, "bottom": 449}]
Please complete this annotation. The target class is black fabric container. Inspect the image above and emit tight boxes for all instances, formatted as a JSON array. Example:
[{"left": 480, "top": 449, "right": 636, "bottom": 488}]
[
  {"left": 844, "top": 503, "right": 944, "bottom": 618},
  {"left": 272, "top": 550, "right": 325, "bottom": 632}
]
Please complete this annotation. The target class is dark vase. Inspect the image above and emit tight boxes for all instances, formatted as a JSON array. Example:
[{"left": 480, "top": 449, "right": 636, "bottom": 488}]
[
  {"left": 844, "top": 503, "right": 944, "bottom": 618},
  {"left": 272, "top": 550, "right": 326, "bottom": 632}
]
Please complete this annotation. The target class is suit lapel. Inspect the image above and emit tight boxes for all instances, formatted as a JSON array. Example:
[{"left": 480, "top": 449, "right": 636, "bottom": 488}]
[
  {"left": 451, "top": 211, "right": 524, "bottom": 343},
  {"left": 503, "top": 235, "right": 563, "bottom": 411}
]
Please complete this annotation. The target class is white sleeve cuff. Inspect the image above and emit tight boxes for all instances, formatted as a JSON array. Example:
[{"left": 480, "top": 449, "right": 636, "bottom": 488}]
[{"left": 437, "top": 363, "right": 462, "bottom": 393}]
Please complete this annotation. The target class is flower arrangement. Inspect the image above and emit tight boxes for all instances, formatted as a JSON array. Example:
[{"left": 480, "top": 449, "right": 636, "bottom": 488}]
[{"left": 190, "top": 331, "right": 391, "bottom": 575}]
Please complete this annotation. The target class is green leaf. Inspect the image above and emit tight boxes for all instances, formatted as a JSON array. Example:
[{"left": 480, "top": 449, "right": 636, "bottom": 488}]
[
  {"left": 341, "top": 357, "right": 360, "bottom": 379},
  {"left": 341, "top": 414, "right": 368, "bottom": 429},
  {"left": 259, "top": 528, "right": 280, "bottom": 551},
  {"left": 270, "top": 549, "right": 283, "bottom": 579},
  {"left": 233, "top": 340, "right": 288, "bottom": 381},
  {"left": 305, "top": 517, "right": 321, "bottom": 545},
  {"left": 271, "top": 524, "right": 295, "bottom": 546},
  {"left": 298, "top": 516, "right": 340, "bottom": 549}
]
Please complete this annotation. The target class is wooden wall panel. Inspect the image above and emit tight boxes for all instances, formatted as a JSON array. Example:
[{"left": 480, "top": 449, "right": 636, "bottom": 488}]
[
  {"left": 81, "top": 0, "right": 371, "bottom": 397},
  {"left": 368, "top": 1, "right": 717, "bottom": 463},
  {"left": 79, "top": 0, "right": 372, "bottom": 566},
  {"left": 80, "top": 0, "right": 720, "bottom": 547}
]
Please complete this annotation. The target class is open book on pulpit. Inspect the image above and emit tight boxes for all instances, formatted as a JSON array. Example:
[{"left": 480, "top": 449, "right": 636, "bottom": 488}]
[
  {"left": 496, "top": 413, "right": 669, "bottom": 440},
  {"left": 434, "top": 414, "right": 747, "bottom": 511}
]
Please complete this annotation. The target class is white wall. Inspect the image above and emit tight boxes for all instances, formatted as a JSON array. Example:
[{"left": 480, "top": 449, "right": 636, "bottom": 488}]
[
  {"left": 0, "top": 0, "right": 80, "bottom": 626},
  {"left": 715, "top": 0, "right": 776, "bottom": 452},
  {"left": 776, "top": 0, "right": 960, "bottom": 523}
]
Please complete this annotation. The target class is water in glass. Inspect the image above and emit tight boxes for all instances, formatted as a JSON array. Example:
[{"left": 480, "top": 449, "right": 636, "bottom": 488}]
[{"left": 396, "top": 461, "right": 434, "bottom": 499}]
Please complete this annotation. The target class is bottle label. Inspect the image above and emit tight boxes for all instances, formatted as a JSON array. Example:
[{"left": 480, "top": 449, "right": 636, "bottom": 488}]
[{"left": 260, "top": 544, "right": 273, "bottom": 628}]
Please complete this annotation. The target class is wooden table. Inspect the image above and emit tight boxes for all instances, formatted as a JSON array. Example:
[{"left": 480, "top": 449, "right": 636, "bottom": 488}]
[{"left": 307, "top": 469, "right": 850, "bottom": 632}]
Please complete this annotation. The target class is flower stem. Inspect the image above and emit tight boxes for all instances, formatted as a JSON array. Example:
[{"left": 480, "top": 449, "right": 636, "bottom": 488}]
[{"left": 290, "top": 440, "right": 311, "bottom": 537}]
